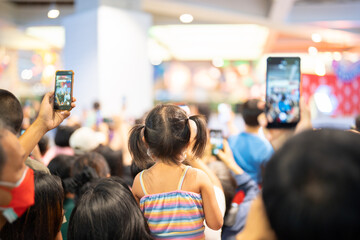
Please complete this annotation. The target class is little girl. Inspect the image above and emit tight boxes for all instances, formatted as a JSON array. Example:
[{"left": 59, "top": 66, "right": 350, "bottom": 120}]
[{"left": 130, "top": 104, "right": 223, "bottom": 239}]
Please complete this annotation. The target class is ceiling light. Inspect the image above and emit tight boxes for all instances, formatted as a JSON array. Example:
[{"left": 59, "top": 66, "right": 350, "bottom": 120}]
[
  {"left": 311, "top": 33, "right": 322, "bottom": 43},
  {"left": 48, "top": 9, "right": 60, "bottom": 19},
  {"left": 308, "top": 46, "right": 318, "bottom": 56},
  {"left": 149, "top": 25, "right": 269, "bottom": 60},
  {"left": 179, "top": 14, "right": 193, "bottom": 24}
]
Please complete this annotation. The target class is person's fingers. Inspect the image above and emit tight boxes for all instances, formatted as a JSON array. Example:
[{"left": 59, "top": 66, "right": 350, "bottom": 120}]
[
  {"left": 72, "top": 97, "right": 77, "bottom": 102},
  {"left": 216, "top": 150, "right": 226, "bottom": 162},
  {"left": 258, "top": 113, "right": 267, "bottom": 129},
  {"left": 60, "top": 111, "right": 71, "bottom": 118},
  {"left": 222, "top": 139, "right": 230, "bottom": 152},
  {"left": 42, "top": 91, "right": 53, "bottom": 102},
  {"left": 295, "top": 97, "right": 312, "bottom": 133},
  {"left": 257, "top": 101, "right": 266, "bottom": 110}
]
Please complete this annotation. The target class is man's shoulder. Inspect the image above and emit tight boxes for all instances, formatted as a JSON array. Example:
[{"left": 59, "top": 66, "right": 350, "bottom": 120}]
[{"left": 25, "top": 157, "right": 51, "bottom": 174}]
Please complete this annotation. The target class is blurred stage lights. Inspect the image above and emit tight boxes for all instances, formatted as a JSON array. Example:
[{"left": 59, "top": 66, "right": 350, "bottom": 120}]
[
  {"left": 333, "top": 52, "right": 342, "bottom": 61},
  {"left": 315, "top": 62, "right": 326, "bottom": 76},
  {"left": 212, "top": 58, "right": 224, "bottom": 68},
  {"left": 179, "top": 14, "right": 194, "bottom": 24},
  {"left": 311, "top": 33, "right": 322, "bottom": 43},
  {"left": 48, "top": 9, "right": 60, "bottom": 19},
  {"left": 21, "top": 69, "right": 33, "bottom": 80},
  {"left": 308, "top": 46, "right": 318, "bottom": 56}
]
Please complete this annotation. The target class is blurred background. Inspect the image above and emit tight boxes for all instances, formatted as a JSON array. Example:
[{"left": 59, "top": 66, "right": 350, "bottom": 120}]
[{"left": 0, "top": 0, "right": 359, "bottom": 129}]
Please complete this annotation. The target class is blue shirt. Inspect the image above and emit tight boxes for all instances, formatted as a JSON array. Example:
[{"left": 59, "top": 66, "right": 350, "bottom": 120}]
[{"left": 228, "top": 132, "right": 273, "bottom": 183}]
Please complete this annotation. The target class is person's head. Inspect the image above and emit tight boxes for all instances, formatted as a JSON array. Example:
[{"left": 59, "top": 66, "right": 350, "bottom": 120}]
[
  {"left": 68, "top": 177, "right": 153, "bottom": 240},
  {"left": 1, "top": 171, "right": 64, "bottom": 240},
  {"left": 94, "top": 145, "right": 123, "bottom": 177},
  {"left": 0, "top": 89, "right": 23, "bottom": 134},
  {"left": 129, "top": 104, "right": 207, "bottom": 168},
  {"left": 55, "top": 126, "right": 77, "bottom": 147},
  {"left": 93, "top": 101, "right": 100, "bottom": 111},
  {"left": 48, "top": 154, "right": 76, "bottom": 181},
  {"left": 38, "top": 135, "right": 49, "bottom": 156},
  {"left": 73, "top": 152, "right": 110, "bottom": 178},
  {"left": 241, "top": 99, "right": 263, "bottom": 127},
  {"left": 355, "top": 115, "right": 360, "bottom": 132},
  {"left": 0, "top": 121, "right": 33, "bottom": 229},
  {"left": 69, "top": 127, "right": 105, "bottom": 155},
  {"left": 262, "top": 129, "right": 360, "bottom": 240},
  {"left": 0, "top": 121, "right": 26, "bottom": 185},
  {"left": 191, "top": 103, "right": 211, "bottom": 123}
]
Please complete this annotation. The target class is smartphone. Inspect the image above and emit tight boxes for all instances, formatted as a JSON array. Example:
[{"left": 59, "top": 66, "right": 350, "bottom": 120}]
[
  {"left": 210, "top": 129, "right": 223, "bottom": 155},
  {"left": 54, "top": 70, "right": 74, "bottom": 111},
  {"left": 265, "top": 57, "right": 301, "bottom": 128}
]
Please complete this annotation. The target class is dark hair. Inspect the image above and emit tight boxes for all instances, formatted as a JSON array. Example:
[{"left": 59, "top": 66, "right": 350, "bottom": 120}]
[
  {"left": 240, "top": 99, "right": 263, "bottom": 126},
  {"left": 262, "top": 129, "right": 360, "bottom": 240},
  {"left": 38, "top": 135, "right": 49, "bottom": 156},
  {"left": 94, "top": 145, "right": 123, "bottom": 177},
  {"left": 93, "top": 101, "right": 100, "bottom": 110},
  {"left": 1, "top": 171, "right": 64, "bottom": 240},
  {"left": 55, "top": 126, "right": 77, "bottom": 147},
  {"left": 0, "top": 121, "right": 6, "bottom": 174},
  {"left": 128, "top": 104, "right": 207, "bottom": 168},
  {"left": 0, "top": 89, "right": 23, "bottom": 134},
  {"left": 48, "top": 154, "right": 76, "bottom": 180},
  {"left": 73, "top": 152, "right": 110, "bottom": 178},
  {"left": 355, "top": 115, "right": 360, "bottom": 131},
  {"left": 68, "top": 177, "right": 153, "bottom": 240}
]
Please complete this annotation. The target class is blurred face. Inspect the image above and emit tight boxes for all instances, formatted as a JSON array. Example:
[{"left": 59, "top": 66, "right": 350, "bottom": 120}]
[
  {"left": 0, "top": 129, "right": 26, "bottom": 184},
  {"left": 0, "top": 129, "right": 28, "bottom": 228}
]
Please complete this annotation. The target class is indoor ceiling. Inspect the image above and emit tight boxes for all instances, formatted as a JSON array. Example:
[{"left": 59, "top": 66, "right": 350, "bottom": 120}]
[{"left": 1, "top": 0, "right": 360, "bottom": 55}]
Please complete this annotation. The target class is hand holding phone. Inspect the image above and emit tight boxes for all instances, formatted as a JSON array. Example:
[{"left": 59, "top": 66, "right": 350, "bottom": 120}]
[
  {"left": 265, "top": 57, "right": 301, "bottom": 128},
  {"left": 54, "top": 70, "right": 74, "bottom": 111}
]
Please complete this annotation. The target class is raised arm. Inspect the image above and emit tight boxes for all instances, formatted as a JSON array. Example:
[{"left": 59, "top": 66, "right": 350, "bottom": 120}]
[
  {"left": 19, "top": 92, "right": 76, "bottom": 161},
  {"left": 198, "top": 169, "right": 224, "bottom": 230}
]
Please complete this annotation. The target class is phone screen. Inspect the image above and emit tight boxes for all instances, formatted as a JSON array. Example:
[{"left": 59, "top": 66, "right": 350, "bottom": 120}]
[
  {"left": 54, "top": 71, "right": 73, "bottom": 110},
  {"left": 266, "top": 57, "right": 300, "bottom": 128},
  {"left": 210, "top": 129, "right": 223, "bottom": 155}
]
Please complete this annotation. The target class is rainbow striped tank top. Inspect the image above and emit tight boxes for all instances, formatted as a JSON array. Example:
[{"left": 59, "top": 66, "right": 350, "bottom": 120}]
[{"left": 139, "top": 166, "right": 205, "bottom": 240}]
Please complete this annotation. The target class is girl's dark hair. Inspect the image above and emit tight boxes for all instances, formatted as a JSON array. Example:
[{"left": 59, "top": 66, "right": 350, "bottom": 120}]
[
  {"left": 129, "top": 104, "right": 207, "bottom": 168},
  {"left": 1, "top": 171, "right": 64, "bottom": 240},
  {"left": 68, "top": 177, "right": 153, "bottom": 240}
]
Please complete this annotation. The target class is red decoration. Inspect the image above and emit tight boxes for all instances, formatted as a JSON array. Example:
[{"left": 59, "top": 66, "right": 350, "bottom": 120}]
[{"left": 301, "top": 74, "right": 360, "bottom": 116}]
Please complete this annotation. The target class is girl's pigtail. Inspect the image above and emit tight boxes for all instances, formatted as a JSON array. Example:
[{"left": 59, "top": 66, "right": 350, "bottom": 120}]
[
  {"left": 189, "top": 115, "right": 208, "bottom": 158},
  {"left": 128, "top": 125, "right": 150, "bottom": 168}
]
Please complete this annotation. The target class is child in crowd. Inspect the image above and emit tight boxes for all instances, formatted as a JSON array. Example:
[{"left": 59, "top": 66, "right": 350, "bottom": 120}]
[{"left": 130, "top": 104, "right": 223, "bottom": 239}]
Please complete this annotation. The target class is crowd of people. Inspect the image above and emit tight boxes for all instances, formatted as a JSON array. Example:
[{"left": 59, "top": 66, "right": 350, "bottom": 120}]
[{"left": 0, "top": 88, "right": 360, "bottom": 240}]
